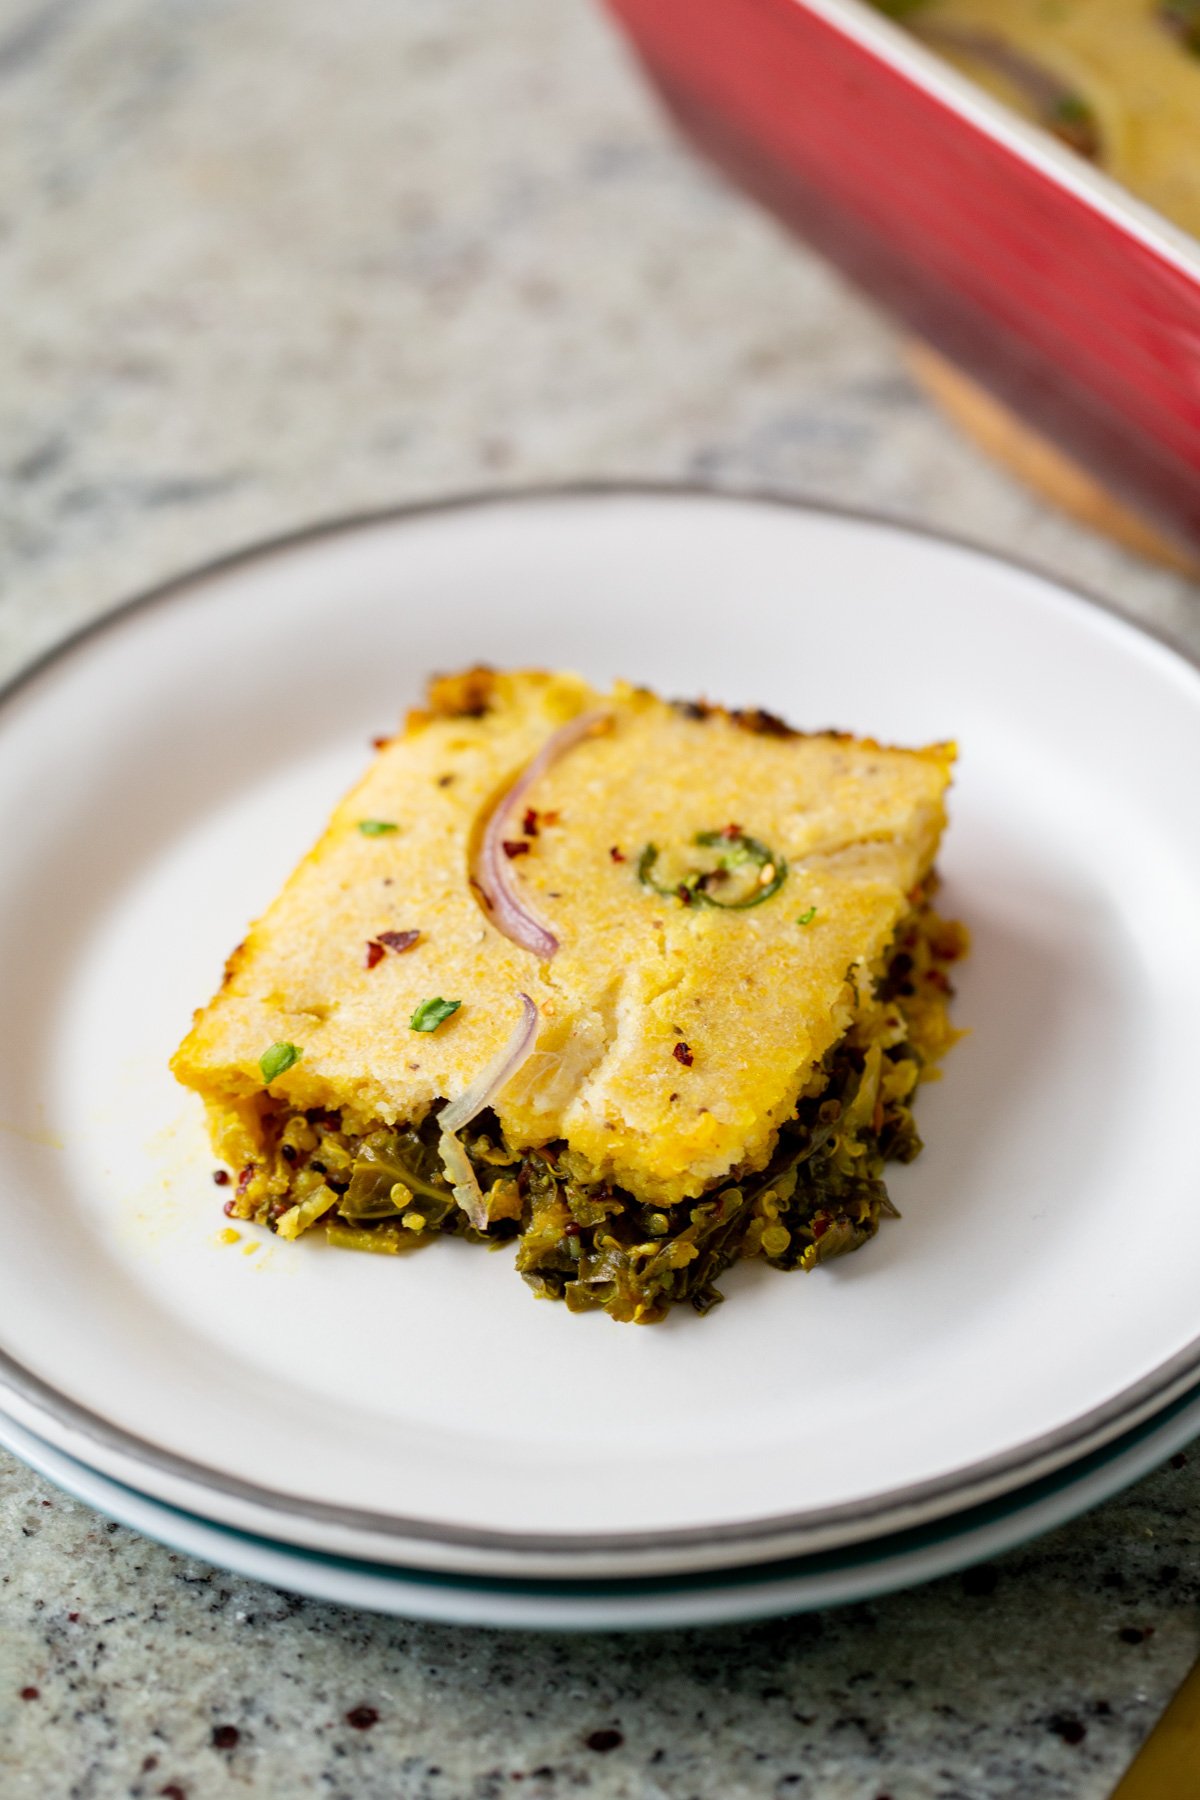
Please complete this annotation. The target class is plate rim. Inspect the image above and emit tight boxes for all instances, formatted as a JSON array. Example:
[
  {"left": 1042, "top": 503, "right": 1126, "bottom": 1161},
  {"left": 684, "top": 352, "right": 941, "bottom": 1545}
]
[
  {"left": 4, "top": 1375, "right": 1200, "bottom": 1628},
  {"left": 4, "top": 479, "right": 1200, "bottom": 1568}
]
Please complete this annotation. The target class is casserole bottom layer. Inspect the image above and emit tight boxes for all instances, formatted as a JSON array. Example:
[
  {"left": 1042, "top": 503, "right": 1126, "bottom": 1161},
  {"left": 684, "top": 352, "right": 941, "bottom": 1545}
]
[{"left": 207, "top": 897, "right": 966, "bottom": 1325}]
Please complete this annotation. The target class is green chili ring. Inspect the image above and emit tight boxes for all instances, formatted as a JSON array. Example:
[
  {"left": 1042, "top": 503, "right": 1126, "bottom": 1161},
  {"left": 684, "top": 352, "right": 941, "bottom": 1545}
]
[{"left": 637, "top": 831, "right": 788, "bottom": 910}]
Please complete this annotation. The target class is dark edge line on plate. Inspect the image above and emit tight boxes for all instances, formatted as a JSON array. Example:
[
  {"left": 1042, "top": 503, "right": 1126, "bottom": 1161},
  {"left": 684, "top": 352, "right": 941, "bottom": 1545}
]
[{"left": 7, "top": 1383, "right": 1200, "bottom": 1626}]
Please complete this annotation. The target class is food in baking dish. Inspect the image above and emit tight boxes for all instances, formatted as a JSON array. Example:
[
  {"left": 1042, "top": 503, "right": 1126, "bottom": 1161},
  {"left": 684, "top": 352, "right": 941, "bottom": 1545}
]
[
  {"left": 873, "top": 0, "right": 1200, "bottom": 238},
  {"left": 172, "top": 668, "right": 966, "bottom": 1322}
]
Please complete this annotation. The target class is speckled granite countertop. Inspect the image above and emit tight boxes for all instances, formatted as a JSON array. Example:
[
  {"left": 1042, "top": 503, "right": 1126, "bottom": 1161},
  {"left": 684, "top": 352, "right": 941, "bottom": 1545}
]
[{"left": 2, "top": 2, "right": 1198, "bottom": 1795}]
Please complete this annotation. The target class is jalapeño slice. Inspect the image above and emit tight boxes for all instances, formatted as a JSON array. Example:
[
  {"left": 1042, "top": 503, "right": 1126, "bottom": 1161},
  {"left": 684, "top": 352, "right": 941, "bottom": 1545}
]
[{"left": 637, "top": 828, "right": 788, "bottom": 910}]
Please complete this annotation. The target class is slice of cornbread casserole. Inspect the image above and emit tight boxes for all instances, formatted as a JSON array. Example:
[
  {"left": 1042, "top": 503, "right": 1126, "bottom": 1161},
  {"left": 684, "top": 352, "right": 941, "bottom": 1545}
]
[{"left": 172, "top": 667, "right": 966, "bottom": 1323}]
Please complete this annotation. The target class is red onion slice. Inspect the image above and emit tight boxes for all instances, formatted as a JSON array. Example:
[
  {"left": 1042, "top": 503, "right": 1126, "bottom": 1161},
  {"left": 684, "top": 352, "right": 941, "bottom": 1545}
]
[
  {"left": 440, "top": 993, "right": 539, "bottom": 1135},
  {"left": 438, "top": 992, "right": 540, "bottom": 1230},
  {"left": 439, "top": 1130, "right": 488, "bottom": 1233},
  {"left": 478, "top": 710, "right": 613, "bottom": 958}
]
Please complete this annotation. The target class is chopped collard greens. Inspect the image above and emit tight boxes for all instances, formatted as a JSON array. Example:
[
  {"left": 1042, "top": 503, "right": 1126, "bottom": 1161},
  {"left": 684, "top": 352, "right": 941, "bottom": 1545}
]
[{"left": 218, "top": 900, "right": 967, "bottom": 1324}]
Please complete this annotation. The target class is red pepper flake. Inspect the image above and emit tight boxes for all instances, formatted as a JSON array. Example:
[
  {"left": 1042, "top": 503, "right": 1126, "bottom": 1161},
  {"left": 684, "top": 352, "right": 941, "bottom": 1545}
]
[
  {"left": 346, "top": 1706, "right": 379, "bottom": 1731},
  {"left": 235, "top": 1164, "right": 254, "bottom": 1198},
  {"left": 436, "top": 772, "right": 455, "bottom": 787},
  {"left": 609, "top": 846, "right": 626, "bottom": 863},
  {"left": 364, "top": 940, "right": 385, "bottom": 970},
  {"left": 522, "top": 807, "right": 540, "bottom": 837},
  {"left": 19, "top": 1687, "right": 39, "bottom": 1701},
  {"left": 811, "top": 1214, "right": 830, "bottom": 1240},
  {"left": 502, "top": 840, "right": 531, "bottom": 859},
  {"left": 371, "top": 735, "right": 390, "bottom": 751},
  {"left": 542, "top": 810, "right": 560, "bottom": 826},
  {"left": 211, "top": 1725, "right": 240, "bottom": 1750},
  {"left": 212, "top": 1169, "right": 230, "bottom": 1187},
  {"left": 721, "top": 822, "right": 744, "bottom": 839},
  {"left": 677, "top": 884, "right": 693, "bottom": 906},
  {"left": 377, "top": 929, "right": 420, "bottom": 954},
  {"left": 672, "top": 1042, "right": 694, "bottom": 1067}
]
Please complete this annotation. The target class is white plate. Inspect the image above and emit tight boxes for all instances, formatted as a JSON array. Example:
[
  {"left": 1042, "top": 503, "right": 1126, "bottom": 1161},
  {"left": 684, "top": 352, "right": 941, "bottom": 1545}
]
[
  {"left": 1, "top": 488, "right": 1198, "bottom": 1579},
  {"left": 3, "top": 1379, "right": 1199, "bottom": 1630}
]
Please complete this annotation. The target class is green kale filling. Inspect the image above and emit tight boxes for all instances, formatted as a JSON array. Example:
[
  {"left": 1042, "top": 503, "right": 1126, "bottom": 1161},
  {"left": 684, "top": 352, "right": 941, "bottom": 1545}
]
[
  {"left": 512, "top": 1040, "right": 921, "bottom": 1321},
  {"left": 242, "top": 1042, "right": 921, "bottom": 1324},
  {"left": 230, "top": 905, "right": 964, "bottom": 1323}
]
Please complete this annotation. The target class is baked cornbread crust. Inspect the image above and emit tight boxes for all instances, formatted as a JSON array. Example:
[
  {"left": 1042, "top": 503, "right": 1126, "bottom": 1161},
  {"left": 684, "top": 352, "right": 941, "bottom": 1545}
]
[{"left": 173, "top": 668, "right": 966, "bottom": 1321}]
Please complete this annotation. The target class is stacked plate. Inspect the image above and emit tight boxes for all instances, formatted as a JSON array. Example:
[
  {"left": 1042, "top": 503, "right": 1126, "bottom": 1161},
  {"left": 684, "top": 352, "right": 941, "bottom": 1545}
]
[{"left": 1, "top": 489, "right": 1198, "bottom": 1630}]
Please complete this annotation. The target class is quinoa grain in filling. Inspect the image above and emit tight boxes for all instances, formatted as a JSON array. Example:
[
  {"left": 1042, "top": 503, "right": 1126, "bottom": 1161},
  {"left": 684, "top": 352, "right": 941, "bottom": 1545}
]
[{"left": 215, "top": 897, "right": 966, "bottom": 1321}]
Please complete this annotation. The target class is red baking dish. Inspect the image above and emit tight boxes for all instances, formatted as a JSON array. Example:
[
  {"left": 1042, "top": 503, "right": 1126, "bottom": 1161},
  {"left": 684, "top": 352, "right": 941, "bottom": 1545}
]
[{"left": 603, "top": 0, "right": 1200, "bottom": 560}]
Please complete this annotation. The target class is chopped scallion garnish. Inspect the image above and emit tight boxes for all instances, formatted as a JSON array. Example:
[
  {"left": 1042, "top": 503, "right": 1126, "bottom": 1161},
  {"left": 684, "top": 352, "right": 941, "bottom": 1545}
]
[
  {"left": 259, "top": 1041, "right": 302, "bottom": 1083},
  {"left": 410, "top": 997, "right": 461, "bottom": 1033}
]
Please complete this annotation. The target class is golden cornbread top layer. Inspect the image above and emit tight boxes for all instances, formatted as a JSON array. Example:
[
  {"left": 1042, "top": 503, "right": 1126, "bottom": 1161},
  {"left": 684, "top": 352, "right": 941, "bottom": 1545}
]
[{"left": 172, "top": 670, "right": 954, "bottom": 1205}]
